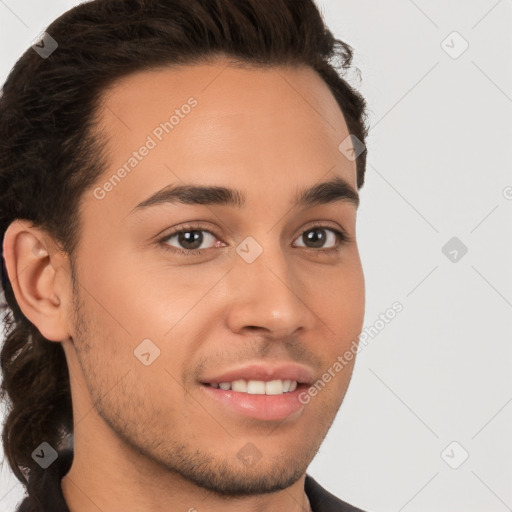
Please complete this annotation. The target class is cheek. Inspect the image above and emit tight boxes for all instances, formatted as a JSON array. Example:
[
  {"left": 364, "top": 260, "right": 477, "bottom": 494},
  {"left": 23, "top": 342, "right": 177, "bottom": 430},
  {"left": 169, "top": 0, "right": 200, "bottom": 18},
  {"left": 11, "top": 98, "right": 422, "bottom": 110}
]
[
  {"left": 77, "top": 242, "right": 193, "bottom": 337},
  {"left": 303, "top": 264, "right": 364, "bottom": 392},
  {"left": 309, "top": 261, "right": 365, "bottom": 332}
]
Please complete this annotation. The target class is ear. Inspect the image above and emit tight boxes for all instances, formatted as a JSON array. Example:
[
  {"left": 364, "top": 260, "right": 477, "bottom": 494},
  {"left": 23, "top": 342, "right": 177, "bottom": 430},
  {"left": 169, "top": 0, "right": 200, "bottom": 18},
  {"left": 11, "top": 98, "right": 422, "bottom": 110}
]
[{"left": 2, "top": 219, "right": 72, "bottom": 342}]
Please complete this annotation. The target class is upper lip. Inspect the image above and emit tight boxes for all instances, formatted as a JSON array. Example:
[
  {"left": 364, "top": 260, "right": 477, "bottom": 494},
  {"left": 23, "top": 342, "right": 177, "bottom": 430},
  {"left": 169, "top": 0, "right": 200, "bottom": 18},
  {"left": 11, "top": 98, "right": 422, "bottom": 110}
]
[{"left": 200, "top": 363, "right": 315, "bottom": 385}]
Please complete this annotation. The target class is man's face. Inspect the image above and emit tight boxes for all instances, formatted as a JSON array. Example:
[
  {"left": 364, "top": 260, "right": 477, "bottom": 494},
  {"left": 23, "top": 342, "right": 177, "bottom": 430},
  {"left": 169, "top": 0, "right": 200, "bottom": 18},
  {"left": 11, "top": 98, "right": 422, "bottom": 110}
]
[{"left": 64, "top": 60, "right": 365, "bottom": 495}]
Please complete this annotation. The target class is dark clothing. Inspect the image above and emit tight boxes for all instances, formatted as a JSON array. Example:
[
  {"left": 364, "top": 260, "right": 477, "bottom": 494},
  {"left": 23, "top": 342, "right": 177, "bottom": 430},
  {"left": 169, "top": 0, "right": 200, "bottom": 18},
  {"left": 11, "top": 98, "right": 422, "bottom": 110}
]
[{"left": 15, "top": 449, "right": 367, "bottom": 512}]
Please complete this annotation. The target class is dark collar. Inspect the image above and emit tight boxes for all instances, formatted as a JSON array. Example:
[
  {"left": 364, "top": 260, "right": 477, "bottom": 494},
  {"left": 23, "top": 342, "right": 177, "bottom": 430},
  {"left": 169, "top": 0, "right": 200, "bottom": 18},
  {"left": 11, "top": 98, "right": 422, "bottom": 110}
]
[{"left": 17, "top": 449, "right": 367, "bottom": 512}]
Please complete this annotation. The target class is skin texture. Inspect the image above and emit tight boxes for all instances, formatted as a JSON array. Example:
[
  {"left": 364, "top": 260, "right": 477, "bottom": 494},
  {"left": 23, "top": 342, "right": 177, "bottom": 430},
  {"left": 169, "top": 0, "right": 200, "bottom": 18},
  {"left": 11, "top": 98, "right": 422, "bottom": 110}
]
[{"left": 3, "top": 59, "right": 365, "bottom": 512}]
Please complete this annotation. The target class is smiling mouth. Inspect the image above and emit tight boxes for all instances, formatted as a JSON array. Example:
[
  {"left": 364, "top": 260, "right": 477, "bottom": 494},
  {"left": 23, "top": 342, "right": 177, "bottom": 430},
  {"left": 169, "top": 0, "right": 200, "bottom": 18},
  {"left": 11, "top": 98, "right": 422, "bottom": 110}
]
[
  {"left": 202, "top": 378, "right": 303, "bottom": 395},
  {"left": 200, "top": 380, "right": 308, "bottom": 421}
]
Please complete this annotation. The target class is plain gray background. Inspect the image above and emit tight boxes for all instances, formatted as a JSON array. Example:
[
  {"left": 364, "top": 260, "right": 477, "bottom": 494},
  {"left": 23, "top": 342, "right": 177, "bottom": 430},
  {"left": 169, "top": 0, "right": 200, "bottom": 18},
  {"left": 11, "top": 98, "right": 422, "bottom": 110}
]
[{"left": 1, "top": 1, "right": 511, "bottom": 511}]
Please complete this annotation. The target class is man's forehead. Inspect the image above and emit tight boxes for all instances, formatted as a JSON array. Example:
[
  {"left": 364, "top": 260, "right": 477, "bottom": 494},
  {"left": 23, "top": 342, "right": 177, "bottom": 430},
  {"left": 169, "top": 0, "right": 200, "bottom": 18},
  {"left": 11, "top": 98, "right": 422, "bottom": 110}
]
[
  {"left": 97, "top": 61, "right": 349, "bottom": 137},
  {"left": 88, "top": 61, "right": 358, "bottom": 212}
]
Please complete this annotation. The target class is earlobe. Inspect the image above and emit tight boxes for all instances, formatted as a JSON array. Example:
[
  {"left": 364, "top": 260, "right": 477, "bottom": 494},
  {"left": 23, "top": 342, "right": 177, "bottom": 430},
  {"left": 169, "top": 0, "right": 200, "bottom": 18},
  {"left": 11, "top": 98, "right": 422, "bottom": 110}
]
[{"left": 3, "top": 219, "right": 70, "bottom": 342}]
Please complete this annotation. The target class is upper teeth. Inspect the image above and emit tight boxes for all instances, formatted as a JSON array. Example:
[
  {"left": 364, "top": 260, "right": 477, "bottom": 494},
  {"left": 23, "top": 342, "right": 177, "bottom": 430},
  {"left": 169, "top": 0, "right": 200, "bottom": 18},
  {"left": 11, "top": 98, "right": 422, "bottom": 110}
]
[{"left": 210, "top": 379, "right": 298, "bottom": 395}]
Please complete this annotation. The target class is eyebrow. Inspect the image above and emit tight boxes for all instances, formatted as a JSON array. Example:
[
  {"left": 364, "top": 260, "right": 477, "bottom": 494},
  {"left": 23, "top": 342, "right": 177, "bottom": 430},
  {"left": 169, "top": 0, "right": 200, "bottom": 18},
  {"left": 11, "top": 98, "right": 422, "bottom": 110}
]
[{"left": 130, "top": 175, "right": 359, "bottom": 214}]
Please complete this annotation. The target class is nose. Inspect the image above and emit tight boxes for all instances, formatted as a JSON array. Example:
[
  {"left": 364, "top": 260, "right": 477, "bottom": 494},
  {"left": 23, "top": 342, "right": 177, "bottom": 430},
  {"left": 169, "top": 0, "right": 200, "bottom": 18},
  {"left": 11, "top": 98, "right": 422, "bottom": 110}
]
[{"left": 224, "top": 241, "right": 316, "bottom": 339}]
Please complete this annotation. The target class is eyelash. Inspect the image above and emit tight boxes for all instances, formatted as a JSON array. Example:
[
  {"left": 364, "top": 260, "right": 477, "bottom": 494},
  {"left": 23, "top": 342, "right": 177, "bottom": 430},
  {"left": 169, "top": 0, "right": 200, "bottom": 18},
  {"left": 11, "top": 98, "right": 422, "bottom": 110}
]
[{"left": 157, "top": 222, "right": 351, "bottom": 257}]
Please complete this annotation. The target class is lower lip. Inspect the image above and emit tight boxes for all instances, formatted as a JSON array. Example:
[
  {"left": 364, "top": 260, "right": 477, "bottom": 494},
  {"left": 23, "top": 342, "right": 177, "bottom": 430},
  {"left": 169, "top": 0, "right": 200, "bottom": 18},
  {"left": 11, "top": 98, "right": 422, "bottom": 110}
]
[{"left": 200, "top": 383, "right": 307, "bottom": 421}]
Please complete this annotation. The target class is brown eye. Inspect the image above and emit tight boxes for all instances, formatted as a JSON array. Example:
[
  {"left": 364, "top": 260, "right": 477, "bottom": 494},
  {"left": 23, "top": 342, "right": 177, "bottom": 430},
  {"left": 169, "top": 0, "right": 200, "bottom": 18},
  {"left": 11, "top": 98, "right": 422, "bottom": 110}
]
[
  {"left": 294, "top": 226, "right": 347, "bottom": 251},
  {"left": 166, "top": 229, "right": 210, "bottom": 251},
  {"left": 160, "top": 225, "right": 223, "bottom": 256}
]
